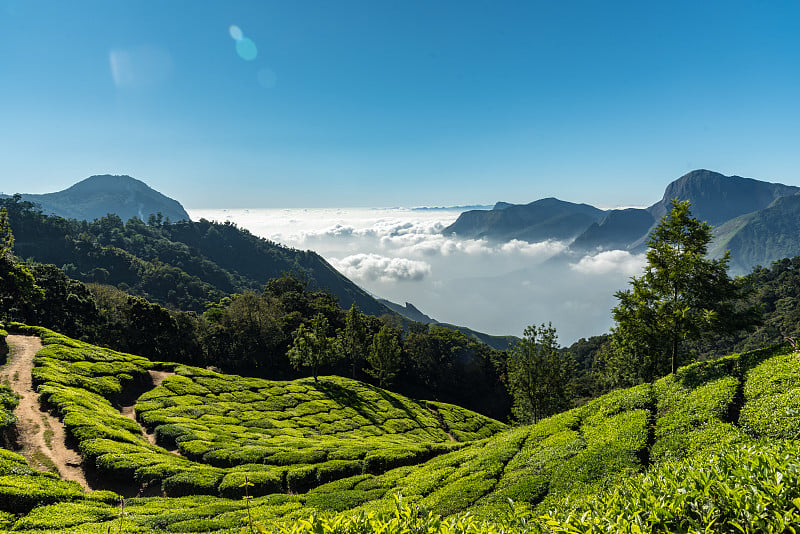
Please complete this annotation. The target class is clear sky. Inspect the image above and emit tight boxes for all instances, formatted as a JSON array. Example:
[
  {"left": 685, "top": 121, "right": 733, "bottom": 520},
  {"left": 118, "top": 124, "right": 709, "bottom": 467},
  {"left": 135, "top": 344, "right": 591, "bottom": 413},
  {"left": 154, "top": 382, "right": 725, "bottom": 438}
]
[{"left": 2, "top": 1, "right": 800, "bottom": 208}]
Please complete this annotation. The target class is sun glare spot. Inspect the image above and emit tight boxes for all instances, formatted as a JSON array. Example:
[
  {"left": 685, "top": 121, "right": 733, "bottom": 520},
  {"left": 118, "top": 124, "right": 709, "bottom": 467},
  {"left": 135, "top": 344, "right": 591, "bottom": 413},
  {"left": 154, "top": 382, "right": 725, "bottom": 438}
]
[
  {"left": 235, "top": 37, "right": 258, "bottom": 61},
  {"left": 229, "top": 25, "right": 243, "bottom": 41}
]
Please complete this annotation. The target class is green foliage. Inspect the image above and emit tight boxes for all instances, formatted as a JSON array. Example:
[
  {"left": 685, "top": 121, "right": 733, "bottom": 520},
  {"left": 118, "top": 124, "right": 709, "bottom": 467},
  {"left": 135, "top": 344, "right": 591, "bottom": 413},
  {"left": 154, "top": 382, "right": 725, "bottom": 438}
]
[
  {"left": 288, "top": 313, "right": 340, "bottom": 382},
  {"left": 610, "top": 199, "right": 752, "bottom": 384},
  {"left": 6, "top": 323, "right": 800, "bottom": 532},
  {"left": 543, "top": 441, "right": 800, "bottom": 534},
  {"left": 507, "top": 323, "right": 574, "bottom": 424},
  {"left": 740, "top": 351, "right": 800, "bottom": 438},
  {"left": 0, "top": 384, "right": 18, "bottom": 434},
  {"left": 366, "top": 325, "right": 403, "bottom": 388}
]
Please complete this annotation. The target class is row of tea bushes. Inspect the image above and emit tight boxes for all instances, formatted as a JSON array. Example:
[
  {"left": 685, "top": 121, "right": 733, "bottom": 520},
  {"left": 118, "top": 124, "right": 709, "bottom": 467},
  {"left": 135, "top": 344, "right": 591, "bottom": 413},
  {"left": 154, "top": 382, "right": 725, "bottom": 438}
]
[
  {"left": 8, "top": 325, "right": 506, "bottom": 499},
  {"left": 740, "top": 350, "right": 800, "bottom": 439}
]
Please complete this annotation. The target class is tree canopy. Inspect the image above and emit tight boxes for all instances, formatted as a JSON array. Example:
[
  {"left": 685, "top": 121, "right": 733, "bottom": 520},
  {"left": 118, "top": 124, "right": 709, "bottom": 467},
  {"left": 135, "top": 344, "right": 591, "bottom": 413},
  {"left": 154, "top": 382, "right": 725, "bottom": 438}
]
[
  {"left": 608, "top": 199, "right": 756, "bottom": 385},
  {"left": 506, "top": 323, "right": 574, "bottom": 424}
]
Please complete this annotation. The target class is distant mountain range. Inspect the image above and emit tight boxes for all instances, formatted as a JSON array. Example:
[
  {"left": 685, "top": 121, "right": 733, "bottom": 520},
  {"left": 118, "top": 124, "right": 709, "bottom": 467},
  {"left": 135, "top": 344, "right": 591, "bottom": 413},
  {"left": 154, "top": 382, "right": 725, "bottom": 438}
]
[
  {"left": 2, "top": 174, "right": 191, "bottom": 223},
  {"left": 444, "top": 169, "right": 800, "bottom": 275}
]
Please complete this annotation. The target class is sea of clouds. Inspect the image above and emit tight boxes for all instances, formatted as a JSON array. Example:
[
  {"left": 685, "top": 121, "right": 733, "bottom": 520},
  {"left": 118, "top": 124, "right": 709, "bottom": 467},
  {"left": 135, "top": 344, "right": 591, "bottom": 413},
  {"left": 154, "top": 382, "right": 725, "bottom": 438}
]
[{"left": 188, "top": 208, "right": 646, "bottom": 344}]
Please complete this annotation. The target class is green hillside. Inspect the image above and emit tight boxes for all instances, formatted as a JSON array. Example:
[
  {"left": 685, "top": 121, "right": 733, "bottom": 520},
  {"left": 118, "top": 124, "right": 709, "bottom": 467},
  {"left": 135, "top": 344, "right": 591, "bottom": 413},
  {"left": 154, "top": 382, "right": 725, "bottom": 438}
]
[
  {"left": 0, "top": 195, "right": 391, "bottom": 317},
  {"left": 1, "top": 324, "right": 799, "bottom": 532}
]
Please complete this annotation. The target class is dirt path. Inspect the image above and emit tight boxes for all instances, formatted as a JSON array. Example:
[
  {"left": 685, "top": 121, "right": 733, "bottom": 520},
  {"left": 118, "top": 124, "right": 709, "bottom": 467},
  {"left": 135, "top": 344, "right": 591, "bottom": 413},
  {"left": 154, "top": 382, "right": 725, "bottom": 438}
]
[
  {"left": 427, "top": 406, "right": 458, "bottom": 442},
  {"left": 0, "top": 335, "right": 90, "bottom": 489},
  {"left": 120, "top": 370, "right": 175, "bottom": 448}
]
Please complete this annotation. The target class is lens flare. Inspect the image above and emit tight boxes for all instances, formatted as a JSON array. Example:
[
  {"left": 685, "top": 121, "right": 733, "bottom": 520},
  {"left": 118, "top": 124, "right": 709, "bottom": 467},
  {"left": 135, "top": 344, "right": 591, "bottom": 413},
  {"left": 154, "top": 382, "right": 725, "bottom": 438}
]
[
  {"left": 235, "top": 37, "right": 258, "bottom": 61},
  {"left": 229, "top": 25, "right": 243, "bottom": 41}
]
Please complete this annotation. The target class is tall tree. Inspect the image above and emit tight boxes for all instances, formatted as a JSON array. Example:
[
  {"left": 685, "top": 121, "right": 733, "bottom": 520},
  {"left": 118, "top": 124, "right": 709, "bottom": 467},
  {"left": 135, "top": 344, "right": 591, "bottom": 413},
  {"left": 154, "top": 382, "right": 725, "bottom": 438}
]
[
  {"left": 338, "top": 304, "right": 368, "bottom": 378},
  {"left": 610, "top": 199, "right": 753, "bottom": 383},
  {"left": 287, "top": 313, "right": 337, "bottom": 381},
  {"left": 0, "top": 208, "right": 14, "bottom": 258},
  {"left": 0, "top": 209, "right": 43, "bottom": 321},
  {"left": 507, "top": 323, "right": 574, "bottom": 424},
  {"left": 366, "top": 325, "right": 402, "bottom": 388}
]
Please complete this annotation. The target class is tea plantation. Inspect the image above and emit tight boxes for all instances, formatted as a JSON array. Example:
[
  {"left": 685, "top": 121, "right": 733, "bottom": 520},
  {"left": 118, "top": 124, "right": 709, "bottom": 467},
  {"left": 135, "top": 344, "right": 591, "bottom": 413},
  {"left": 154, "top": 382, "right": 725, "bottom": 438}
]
[{"left": 1, "top": 324, "right": 799, "bottom": 532}]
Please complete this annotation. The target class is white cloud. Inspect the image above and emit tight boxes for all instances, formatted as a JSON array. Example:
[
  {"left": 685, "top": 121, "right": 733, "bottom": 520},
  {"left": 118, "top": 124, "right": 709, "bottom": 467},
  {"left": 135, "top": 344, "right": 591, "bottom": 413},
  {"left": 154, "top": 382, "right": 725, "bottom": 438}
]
[
  {"left": 570, "top": 250, "right": 646, "bottom": 276},
  {"left": 332, "top": 254, "right": 432, "bottom": 282},
  {"left": 187, "top": 208, "right": 646, "bottom": 342}
]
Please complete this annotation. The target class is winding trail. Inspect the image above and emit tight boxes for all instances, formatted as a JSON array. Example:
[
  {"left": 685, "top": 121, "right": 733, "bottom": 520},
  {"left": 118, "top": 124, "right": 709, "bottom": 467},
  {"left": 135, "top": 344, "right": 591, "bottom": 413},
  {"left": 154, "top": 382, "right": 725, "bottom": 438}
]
[
  {"left": 0, "top": 335, "right": 90, "bottom": 489},
  {"left": 120, "top": 370, "right": 175, "bottom": 448}
]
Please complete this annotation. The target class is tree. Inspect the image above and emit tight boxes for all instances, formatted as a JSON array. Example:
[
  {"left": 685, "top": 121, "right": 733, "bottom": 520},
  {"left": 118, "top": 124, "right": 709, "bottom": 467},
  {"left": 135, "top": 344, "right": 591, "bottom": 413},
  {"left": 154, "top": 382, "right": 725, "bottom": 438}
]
[
  {"left": 0, "top": 208, "right": 14, "bottom": 258},
  {"left": 287, "top": 313, "right": 337, "bottom": 381},
  {"left": 337, "top": 304, "right": 368, "bottom": 378},
  {"left": 366, "top": 325, "right": 402, "bottom": 388},
  {"left": 506, "top": 323, "right": 574, "bottom": 424},
  {"left": 0, "top": 209, "right": 44, "bottom": 321},
  {"left": 610, "top": 199, "right": 752, "bottom": 383}
]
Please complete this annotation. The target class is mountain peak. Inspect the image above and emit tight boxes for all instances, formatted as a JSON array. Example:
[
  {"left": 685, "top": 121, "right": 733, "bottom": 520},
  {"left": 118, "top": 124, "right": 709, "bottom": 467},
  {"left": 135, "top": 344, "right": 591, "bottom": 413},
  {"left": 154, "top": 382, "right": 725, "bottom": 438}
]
[
  {"left": 66, "top": 174, "right": 151, "bottom": 193},
  {"left": 649, "top": 170, "right": 800, "bottom": 226},
  {"left": 16, "top": 174, "right": 191, "bottom": 223}
]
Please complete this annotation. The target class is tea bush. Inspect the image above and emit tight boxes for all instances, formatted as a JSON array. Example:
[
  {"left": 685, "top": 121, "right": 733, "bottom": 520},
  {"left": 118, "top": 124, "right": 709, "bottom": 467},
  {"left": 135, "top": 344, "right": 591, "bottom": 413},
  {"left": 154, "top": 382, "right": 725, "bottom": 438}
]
[{"left": 740, "top": 351, "right": 800, "bottom": 439}]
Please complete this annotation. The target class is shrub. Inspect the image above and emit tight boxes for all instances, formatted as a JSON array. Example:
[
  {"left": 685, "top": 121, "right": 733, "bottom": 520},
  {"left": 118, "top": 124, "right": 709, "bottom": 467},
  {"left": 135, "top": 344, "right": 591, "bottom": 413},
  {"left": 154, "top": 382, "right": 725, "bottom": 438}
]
[
  {"left": 162, "top": 469, "right": 223, "bottom": 497},
  {"left": 218, "top": 469, "right": 283, "bottom": 499},
  {"left": 10, "top": 501, "right": 116, "bottom": 530},
  {"left": 0, "top": 474, "right": 85, "bottom": 514}
]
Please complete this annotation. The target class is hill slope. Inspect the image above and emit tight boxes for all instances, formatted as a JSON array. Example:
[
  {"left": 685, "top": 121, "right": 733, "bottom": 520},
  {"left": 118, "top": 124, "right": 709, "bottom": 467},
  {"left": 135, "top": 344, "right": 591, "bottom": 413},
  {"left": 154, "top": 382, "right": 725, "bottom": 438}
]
[
  {"left": 1, "top": 195, "right": 392, "bottom": 316},
  {"left": 710, "top": 192, "right": 800, "bottom": 274},
  {"left": 1, "top": 324, "right": 798, "bottom": 532},
  {"left": 8, "top": 175, "right": 192, "bottom": 223}
]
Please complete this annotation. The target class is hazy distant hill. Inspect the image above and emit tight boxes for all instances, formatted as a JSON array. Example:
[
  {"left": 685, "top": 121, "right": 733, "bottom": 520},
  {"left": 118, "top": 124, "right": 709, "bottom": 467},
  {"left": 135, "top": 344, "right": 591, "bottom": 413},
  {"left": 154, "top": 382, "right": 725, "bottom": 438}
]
[
  {"left": 570, "top": 208, "right": 655, "bottom": 252},
  {"left": 6, "top": 174, "right": 191, "bottom": 223},
  {"left": 453, "top": 169, "right": 800, "bottom": 274},
  {"left": 443, "top": 197, "right": 605, "bottom": 242}
]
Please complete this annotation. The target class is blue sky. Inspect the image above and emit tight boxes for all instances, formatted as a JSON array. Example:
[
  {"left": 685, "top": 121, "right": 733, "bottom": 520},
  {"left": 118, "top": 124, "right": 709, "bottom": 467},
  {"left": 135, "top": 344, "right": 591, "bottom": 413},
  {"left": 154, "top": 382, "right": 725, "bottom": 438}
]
[{"left": 2, "top": 1, "right": 800, "bottom": 207}]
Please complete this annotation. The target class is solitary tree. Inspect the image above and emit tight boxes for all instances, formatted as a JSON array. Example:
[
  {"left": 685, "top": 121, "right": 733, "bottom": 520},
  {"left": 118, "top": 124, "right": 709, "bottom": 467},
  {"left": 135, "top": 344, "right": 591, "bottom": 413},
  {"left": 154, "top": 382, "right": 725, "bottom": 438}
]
[
  {"left": 507, "top": 323, "right": 574, "bottom": 424},
  {"left": 610, "top": 199, "right": 751, "bottom": 383}
]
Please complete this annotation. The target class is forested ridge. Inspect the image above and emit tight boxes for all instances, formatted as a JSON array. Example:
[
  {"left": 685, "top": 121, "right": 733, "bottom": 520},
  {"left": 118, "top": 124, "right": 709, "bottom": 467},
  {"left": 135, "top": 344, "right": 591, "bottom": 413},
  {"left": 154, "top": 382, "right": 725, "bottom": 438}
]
[{"left": 1, "top": 195, "right": 390, "bottom": 317}]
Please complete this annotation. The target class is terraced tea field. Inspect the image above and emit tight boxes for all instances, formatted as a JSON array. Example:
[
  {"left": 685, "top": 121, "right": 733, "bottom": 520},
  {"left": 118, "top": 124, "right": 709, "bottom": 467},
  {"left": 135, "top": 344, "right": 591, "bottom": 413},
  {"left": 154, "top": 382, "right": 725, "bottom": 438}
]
[{"left": 1, "top": 324, "right": 799, "bottom": 532}]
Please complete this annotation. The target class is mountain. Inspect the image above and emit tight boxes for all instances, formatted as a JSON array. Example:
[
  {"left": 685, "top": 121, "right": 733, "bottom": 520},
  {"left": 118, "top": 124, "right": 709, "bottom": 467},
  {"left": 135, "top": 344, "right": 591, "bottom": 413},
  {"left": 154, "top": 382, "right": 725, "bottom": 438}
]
[
  {"left": 710, "top": 192, "right": 800, "bottom": 275},
  {"left": 458, "top": 170, "right": 800, "bottom": 274},
  {"left": 2, "top": 179, "right": 508, "bottom": 346},
  {"left": 648, "top": 169, "right": 799, "bottom": 226},
  {"left": 570, "top": 208, "right": 655, "bottom": 252},
  {"left": 1, "top": 194, "right": 391, "bottom": 317},
  {"left": 442, "top": 197, "right": 605, "bottom": 242},
  {"left": 7, "top": 174, "right": 191, "bottom": 222}
]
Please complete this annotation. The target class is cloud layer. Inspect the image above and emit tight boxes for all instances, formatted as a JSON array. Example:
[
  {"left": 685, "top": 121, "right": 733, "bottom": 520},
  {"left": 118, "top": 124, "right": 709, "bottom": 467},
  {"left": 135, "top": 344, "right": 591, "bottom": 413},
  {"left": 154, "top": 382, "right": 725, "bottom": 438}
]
[{"left": 188, "top": 208, "right": 646, "bottom": 343}]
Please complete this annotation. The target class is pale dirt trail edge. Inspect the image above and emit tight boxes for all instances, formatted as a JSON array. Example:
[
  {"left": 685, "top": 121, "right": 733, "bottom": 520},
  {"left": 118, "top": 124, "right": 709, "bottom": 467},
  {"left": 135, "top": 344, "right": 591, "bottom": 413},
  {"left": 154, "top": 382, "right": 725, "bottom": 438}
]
[{"left": 1, "top": 335, "right": 90, "bottom": 489}]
